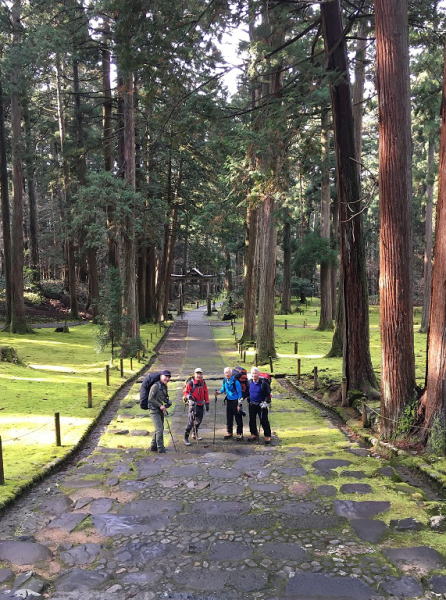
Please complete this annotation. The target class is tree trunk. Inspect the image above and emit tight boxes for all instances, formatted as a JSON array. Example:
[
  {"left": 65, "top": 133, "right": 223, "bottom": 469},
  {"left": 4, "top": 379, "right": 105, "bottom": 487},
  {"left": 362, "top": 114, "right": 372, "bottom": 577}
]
[
  {"left": 318, "top": 108, "right": 333, "bottom": 330},
  {"left": 23, "top": 101, "right": 40, "bottom": 284},
  {"left": 121, "top": 72, "right": 139, "bottom": 345},
  {"left": 240, "top": 205, "right": 258, "bottom": 344},
  {"left": 9, "top": 0, "right": 29, "bottom": 333},
  {"left": 224, "top": 250, "right": 233, "bottom": 293},
  {"left": 280, "top": 217, "right": 291, "bottom": 314},
  {"left": 0, "top": 74, "right": 12, "bottom": 327},
  {"left": 420, "top": 137, "right": 435, "bottom": 333},
  {"left": 321, "top": 0, "right": 376, "bottom": 395},
  {"left": 146, "top": 245, "right": 156, "bottom": 322},
  {"left": 375, "top": 0, "right": 415, "bottom": 436},
  {"left": 420, "top": 42, "right": 446, "bottom": 439},
  {"left": 352, "top": 18, "right": 368, "bottom": 163}
]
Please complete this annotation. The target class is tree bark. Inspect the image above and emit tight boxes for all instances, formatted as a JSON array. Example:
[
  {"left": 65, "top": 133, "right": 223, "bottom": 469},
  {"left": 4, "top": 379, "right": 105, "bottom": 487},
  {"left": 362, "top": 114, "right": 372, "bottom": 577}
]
[
  {"left": 321, "top": 0, "right": 376, "bottom": 394},
  {"left": 240, "top": 205, "right": 258, "bottom": 344},
  {"left": 9, "top": 0, "right": 29, "bottom": 333},
  {"left": 375, "top": 0, "right": 415, "bottom": 436},
  {"left": 0, "top": 74, "right": 12, "bottom": 327},
  {"left": 420, "top": 136, "right": 435, "bottom": 333},
  {"left": 318, "top": 108, "right": 333, "bottom": 330},
  {"left": 420, "top": 42, "right": 446, "bottom": 438},
  {"left": 224, "top": 250, "right": 233, "bottom": 293},
  {"left": 146, "top": 244, "right": 156, "bottom": 322},
  {"left": 352, "top": 18, "right": 368, "bottom": 163},
  {"left": 23, "top": 101, "right": 40, "bottom": 284},
  {"left": 280, "top": 217, "right": 292, "bottom": 314}
]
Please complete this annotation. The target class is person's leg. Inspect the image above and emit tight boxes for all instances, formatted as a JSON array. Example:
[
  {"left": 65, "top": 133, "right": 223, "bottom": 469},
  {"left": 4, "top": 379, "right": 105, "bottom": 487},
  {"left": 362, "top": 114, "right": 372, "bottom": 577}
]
[
  {"left": 150, "top": 412, "right": 159, "bottom": 450},
  {"left": 185, "top": 406, "right": 194, "bottom": 437},
  {"left": 248, "top": 403, "right": 259, "bottom": 438},
  {"left": 155, "top": 411, "right": 165, "bottom": 451},
  {"left": 194, "top": 405, "right": 204, "bottom": 437},
  {"left": 225, "top": 399, "right": 234, "bottom": 437},
  {"left": 235, "top": 403, "right": 243, "bottom": 437},
  {"left": 260, "top": 407, "right": 271, "bottom": 438}
]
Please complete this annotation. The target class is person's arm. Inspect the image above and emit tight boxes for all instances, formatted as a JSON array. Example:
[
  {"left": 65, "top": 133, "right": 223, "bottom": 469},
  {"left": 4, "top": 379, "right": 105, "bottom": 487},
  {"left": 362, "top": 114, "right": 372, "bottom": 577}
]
[
  {"left": 148, "top": 382, "right": 163, "bottom": 409},
  {"left": 218, "top": 379, "right": 225, "bottom": 394}
]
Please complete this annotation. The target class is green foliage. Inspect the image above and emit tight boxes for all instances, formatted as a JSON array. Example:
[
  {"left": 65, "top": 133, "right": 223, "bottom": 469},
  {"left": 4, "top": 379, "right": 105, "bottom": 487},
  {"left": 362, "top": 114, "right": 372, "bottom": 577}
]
[
  {"left": 293, "top": 233, "right": 337, "bottom": 275},
  {"left": 96, "top": 268, "right": 123, "bottom": 353},
  {"left": 427, "top": 414, "right": 446, "bottom": 456},
  {"left": 394, "top": 394, "right": 419, "bottom": 439}
]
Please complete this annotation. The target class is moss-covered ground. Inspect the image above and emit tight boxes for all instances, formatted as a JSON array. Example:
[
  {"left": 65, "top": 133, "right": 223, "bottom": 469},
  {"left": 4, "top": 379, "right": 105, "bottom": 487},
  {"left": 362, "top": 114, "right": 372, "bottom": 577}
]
[{"left": 0, "top": 323, "right": 166, "bottom": 505}]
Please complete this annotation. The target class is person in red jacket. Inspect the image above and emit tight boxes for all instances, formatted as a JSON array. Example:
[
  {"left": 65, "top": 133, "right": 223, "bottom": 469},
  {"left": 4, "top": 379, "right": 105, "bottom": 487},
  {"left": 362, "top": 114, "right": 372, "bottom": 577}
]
[{"left": 183, "top": 367, "right": 209, "bottom": 445}]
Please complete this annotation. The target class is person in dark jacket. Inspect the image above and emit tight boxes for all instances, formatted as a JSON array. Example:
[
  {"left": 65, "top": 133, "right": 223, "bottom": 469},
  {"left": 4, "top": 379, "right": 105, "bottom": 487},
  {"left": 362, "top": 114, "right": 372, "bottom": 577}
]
[
  {"left": 183, "top": 367, "right": 209, "bottom": 445},
  {"left": 148, "top": 370, "right": 171, "bottom": 453},
  {"left": 247, "top": 367, "right": 272, "bottom": 444},
  {"left": 216, "top": 367, "right": 244, "bottom": 440}
]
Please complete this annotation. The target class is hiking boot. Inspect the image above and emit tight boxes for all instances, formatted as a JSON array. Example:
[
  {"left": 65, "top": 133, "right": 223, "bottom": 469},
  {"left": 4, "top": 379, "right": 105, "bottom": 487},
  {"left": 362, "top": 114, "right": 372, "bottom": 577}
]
[
  {"left": 247, "top": 435, "right": 258, "bottom": 443},
  {"left": 224, "top": 434, "right": 233, "bottom": 440},
  {"left": 158, "top": 448, "right": 167, "bottom": 454},
  {"left": 149, "top": 446, "right": 158, "bottom": 452},
  {"left": 235, "top": 434, "right": 244, "bottom": 441},
  {"left": 264, "top": 437, "right": 272, "bottom": 445},
  {"left": 192, "top": 434, "right": 203, "bottom": 441},
  {"left": 184, "top": 437, "right": 191, "bottom": 446}
]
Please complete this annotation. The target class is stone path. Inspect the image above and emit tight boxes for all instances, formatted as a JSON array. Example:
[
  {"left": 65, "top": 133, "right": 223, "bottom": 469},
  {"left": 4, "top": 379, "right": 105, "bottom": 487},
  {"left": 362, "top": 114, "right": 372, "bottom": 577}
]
[{"left": 0, "top": 307, "right": 445, "bottom": 599}]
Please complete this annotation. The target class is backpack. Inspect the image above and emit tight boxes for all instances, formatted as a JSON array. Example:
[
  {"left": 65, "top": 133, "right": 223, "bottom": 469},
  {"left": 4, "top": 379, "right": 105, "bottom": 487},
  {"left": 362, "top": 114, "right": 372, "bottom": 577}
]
[
  {"left": 140, "top": 372, "right": 162, "bottom": 409},
  {"left": 258, "top": 372, "right": 272, "bottom": 402},
  {"left": 233, "top": 366, "right": 249, "bottom": 399}
]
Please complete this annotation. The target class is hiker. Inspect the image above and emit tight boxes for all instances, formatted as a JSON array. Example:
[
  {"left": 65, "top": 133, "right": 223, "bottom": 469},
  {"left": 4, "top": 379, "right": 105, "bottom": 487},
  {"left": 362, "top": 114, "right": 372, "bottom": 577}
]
[
  {"left": 183, "top": 367, "right": 210, "bottom": 446},
  {"left": 147, "top": 370, "right": 172, "bottom": 453},
  {"left": 247, "top": 367, "right": 272, "bottom": 445},
  {"left": 216, "top": 366, "right": 244, "bottom": 440}
]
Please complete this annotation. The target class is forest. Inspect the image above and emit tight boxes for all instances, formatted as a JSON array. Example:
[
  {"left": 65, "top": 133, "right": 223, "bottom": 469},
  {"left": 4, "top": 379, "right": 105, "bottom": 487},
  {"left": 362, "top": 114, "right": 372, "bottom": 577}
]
[{"left": 0, "top": 0, "right": 446, "bottom": 451}]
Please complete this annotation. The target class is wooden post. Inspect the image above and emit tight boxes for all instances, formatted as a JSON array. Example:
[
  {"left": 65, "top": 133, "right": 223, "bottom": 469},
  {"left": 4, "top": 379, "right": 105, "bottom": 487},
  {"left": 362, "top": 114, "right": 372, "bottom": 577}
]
[
  {"left": 243, "top": 350, "right": 246, "bottom": 363},
  {"left": 313, "top": 367, "right": 319, "bottom": 390},
  {"left": 196, "top": 301, "right": 199, "bottom": 308},
  {"left": 294, "top": 341, "right": 298, "bottom": 355},
  {"left": 362, "top": 401, "right": 369, "bottom": 427},
  {"left": 297, "top": 358, "right": 301, "bottom": 379},
  {"left": 137, "top": 350, "right": 140, "bottom": 361},
  {"left": 146, "top": 338, "right": 149, "bottom": 347},
  {"left": 120, "top": 358, "right": 124, "bottom": 378},
  {"left": 87, "top": 382, "right": 93, "bottom": 408},
  {"left": 55, "top": 412, "right": 61, "bottom": 446},
  {"left": 315, "top": 310, "right": 318, "bottom": 316},
  {"left": 341, "top": 377, "right": 348, "bottom": 407},
  {"left": 150, "top": 332, "right": 153, "bottom": 343},
  {"left": 285, "top": 319, "right": 288, "bottom": 330},
  {"left": 0, "top": 436, "right": 4, "bottom": 485},
  {"left": 269, "top": 356, "right": 274, "bottom": 373},
  {"left": 130, "top": 357, "right": 133, "bottom": 370},
  {"left": 106, "top": 365, "right": 110, "bottom": 386}
]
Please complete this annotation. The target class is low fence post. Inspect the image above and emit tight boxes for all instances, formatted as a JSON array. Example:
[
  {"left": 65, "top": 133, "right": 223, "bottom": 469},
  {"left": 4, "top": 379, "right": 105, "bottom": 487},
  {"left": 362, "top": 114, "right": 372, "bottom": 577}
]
[
  {"left": 284, "top": 319, "right": 288, "bottom": 330},
  {"left": 55, "top": 413, "right": 61, "bottom": 447},
  {"left": 313, "top": 367, "right": 319, "bottom": 390},
  {"left": 105, "top": 365, "right": 110, "bottom": 386},
  {"left": 297, "top": 358, "right": 301, "bottom": 380},
  {"left": 294, "top": 341, "right": 298, "bottom": 355},
  {"left": 0, "top": 436, "right": 4, "bottom": 485},
  {"left": 120, "top": 358, "right": 124, "bottom": 378},
  {"left": 87, "top": 382, "right": 93, "bottom": 408},
  {"left": 362, "top": 401, "right": 369, "bottom": 428},
  {"left": 269, "top": 356, "right": 274, "bottom": 373},
  {"left": 130, "top": 357, "right": 133, "bottom": 371}
]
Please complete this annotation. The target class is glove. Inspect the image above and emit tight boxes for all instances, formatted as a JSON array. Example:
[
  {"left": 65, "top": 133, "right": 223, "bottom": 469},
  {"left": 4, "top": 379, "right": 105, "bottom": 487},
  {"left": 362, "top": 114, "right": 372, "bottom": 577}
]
[
  {"left": 238, "top": 399, "right": 243, "bottom": 407},
  {"left": 165, "top": 401, "right": 172, "bottom": 409},
  {"left": 205, "top": 404, "right": 209, "bottom": 412},
  {"left": 188, "top": 398, "right": 196, "bottom": 408},
  {"left": 260, "top": 401, "right": 268, "bottom": 409}
]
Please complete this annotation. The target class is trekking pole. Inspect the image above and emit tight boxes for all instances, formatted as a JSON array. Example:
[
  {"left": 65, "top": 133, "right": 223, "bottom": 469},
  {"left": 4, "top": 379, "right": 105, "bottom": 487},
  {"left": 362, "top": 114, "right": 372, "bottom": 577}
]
[
  {"left": 213, "top": 392, "right": 218, "bottom": 445},
  {"left": 164, "top": 414, "right": 177, "bottom": 453}
]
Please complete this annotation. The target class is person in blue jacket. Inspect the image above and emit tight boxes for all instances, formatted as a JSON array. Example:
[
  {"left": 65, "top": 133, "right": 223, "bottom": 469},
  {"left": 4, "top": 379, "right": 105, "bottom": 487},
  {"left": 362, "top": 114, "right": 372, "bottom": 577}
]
[{"left": 216, "top": 367, "right": 244, "bottom": 440}]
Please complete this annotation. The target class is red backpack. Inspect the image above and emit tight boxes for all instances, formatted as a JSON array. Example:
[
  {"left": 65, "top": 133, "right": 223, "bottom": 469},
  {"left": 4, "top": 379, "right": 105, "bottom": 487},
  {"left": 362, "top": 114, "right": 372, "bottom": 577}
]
[{"left": 233, "top": 366, "right": 249, "bottom": 398}]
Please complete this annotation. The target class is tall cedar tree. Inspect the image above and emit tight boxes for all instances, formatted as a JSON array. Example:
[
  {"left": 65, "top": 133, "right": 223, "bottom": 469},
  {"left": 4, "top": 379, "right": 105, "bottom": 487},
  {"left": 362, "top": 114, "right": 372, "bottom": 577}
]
[
  {"left": 420, "top": 42, "right": 446, "bottom": 439},
  {"left": 375, "top": 0, "right": 415, "bottom": 436},
  {"left": 320, "top": 0, "right": 377, "bottom": 395}
]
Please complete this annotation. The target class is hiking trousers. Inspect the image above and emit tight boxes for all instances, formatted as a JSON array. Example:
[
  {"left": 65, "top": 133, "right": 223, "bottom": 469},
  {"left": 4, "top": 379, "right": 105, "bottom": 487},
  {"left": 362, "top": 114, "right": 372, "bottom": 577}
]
[
  {"left": 150, "top": 410, "right": 165, "bottom": 451},
  {"left": 185, "top": 404, "right": 204, "bottom": 436},
  {"left": 226, "top": 398, "right": 243, "bottom": 435},
  {"left": 249, "top": 403, "right": 271, "bottom": 437}
]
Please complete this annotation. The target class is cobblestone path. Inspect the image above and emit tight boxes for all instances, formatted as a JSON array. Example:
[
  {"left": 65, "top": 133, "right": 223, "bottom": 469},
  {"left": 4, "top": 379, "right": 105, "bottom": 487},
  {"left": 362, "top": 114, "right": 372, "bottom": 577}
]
[{"left": 0, "top": 308, "right": 445, "bottom": 600}]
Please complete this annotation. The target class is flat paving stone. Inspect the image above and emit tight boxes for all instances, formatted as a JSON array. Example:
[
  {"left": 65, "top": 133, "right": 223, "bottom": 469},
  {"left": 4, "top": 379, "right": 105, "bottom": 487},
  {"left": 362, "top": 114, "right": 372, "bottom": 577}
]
[
  {"left": 276, "top": 501, "right": 318, "bottom": 516},
  {"left": 121, "top": 570, "right": 162, "bottom": 585},
  {"left": 208, "top": 468, "right": 241, "bottom": 479},
  {"left": 260, "top": 541, "right": 309, "bottom": 561},
  {"left": 93, "top": 513, "right": 169, "bottom": 536},
  {"left": 199, "top": 501, "right": 250, "bottom": 516},
  {"left": 112, "top": 541, "right": 174, "bottom": 565},
  {"left": 54, "top": 568, "right": 109, "bottom": 592},
  {"left": 248, "top": 482, "right": 283, "bottom": 492},
  {"left": 227, "top": 568, "right": 268, "bottom": 591},
  {"left": 60, "top": 543, "right": 102, "bottom": 566},
  {"left": 429, "top": 574, "right": 446, "bottom": 593},
  {"left": 39, "top": 495, "right": 73, "bottom": 515},
  {"left": 285, "top": 572, "right": 375, "bottom": 599},
  {"left": 340, "top": 471, "right": 366, "bottom": 479},
  {"left": 383, "top": 546, "right": 446, "bottom": 574},
  {"left": 87, "top": 498, "right": 113, "bottom": 514},
  {"left": 174, "top": 570, "right": 228, "bottom": 592},
  {"left": 0, "top": 541, "right": 52, "bottom": 565},
  {"left": 350, "top": 518, "right": 388, "bottom": 543},
  {"left": 275, "top": 514, "right": 345, "bottom": 531},
  {"left": 208, "top": 541, "right": 252, "bottom": 560},
  {"left": 380, "top": 576, "right": 423, "bottom": 597},
  {"left": 390, "top": 517, "right": 423, "bottom": 531},
  {"left": 345, "top": 448, "right": 369, "bottom": 457},
  {"left": 313, "top": 459, "right": 352, "bottom": 474},
  {"left": 136, "top": 462, "right": 165, "bottom": 478},
  {"left": 232, "top": 456, "right": 270, "bottom": 470},
  {"left": 333, "top": 500, "right": 390, "bottom": 519},
  {"left": 212, "top": 483, "right": 246, "bottom": 495},
  {"left": 316, "top": 485, "right": 337, "bottom": 497},
  {"left": 340, "top": 484, "right": 372, "bottom": 494},
  {"left": 0, "top": 569, "right": 13, "bottom": 583},
  {"left": 118, "top": 499, "right": 182, "bottom": 516},
  {"left": 277, "top": 466, "right": 307, "bottom": 477},
  {"left": 48, "top": 512, "right": 88, "bottom": 532},
  {"left": 63, "top": 478, "right": 102, "bottom": 489},
  {"left": 169, "top": 465, "right": 202, "bottom": 477}
]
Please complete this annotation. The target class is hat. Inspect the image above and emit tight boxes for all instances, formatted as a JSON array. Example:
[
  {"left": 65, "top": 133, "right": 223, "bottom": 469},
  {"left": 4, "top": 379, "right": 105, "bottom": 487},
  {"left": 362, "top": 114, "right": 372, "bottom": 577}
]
[
  {"left": 194, "top": 368, "right": 203, "bottom": 373},
  {"left": 160, "top": 370, "right": 171, "bottom": 377}
]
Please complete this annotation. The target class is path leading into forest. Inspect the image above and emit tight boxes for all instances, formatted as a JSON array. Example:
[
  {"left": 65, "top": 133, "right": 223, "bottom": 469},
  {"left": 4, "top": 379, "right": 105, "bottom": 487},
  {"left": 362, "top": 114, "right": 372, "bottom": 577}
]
[{"left": 0, "top": 308, "right": 445, "bottom": 599}]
